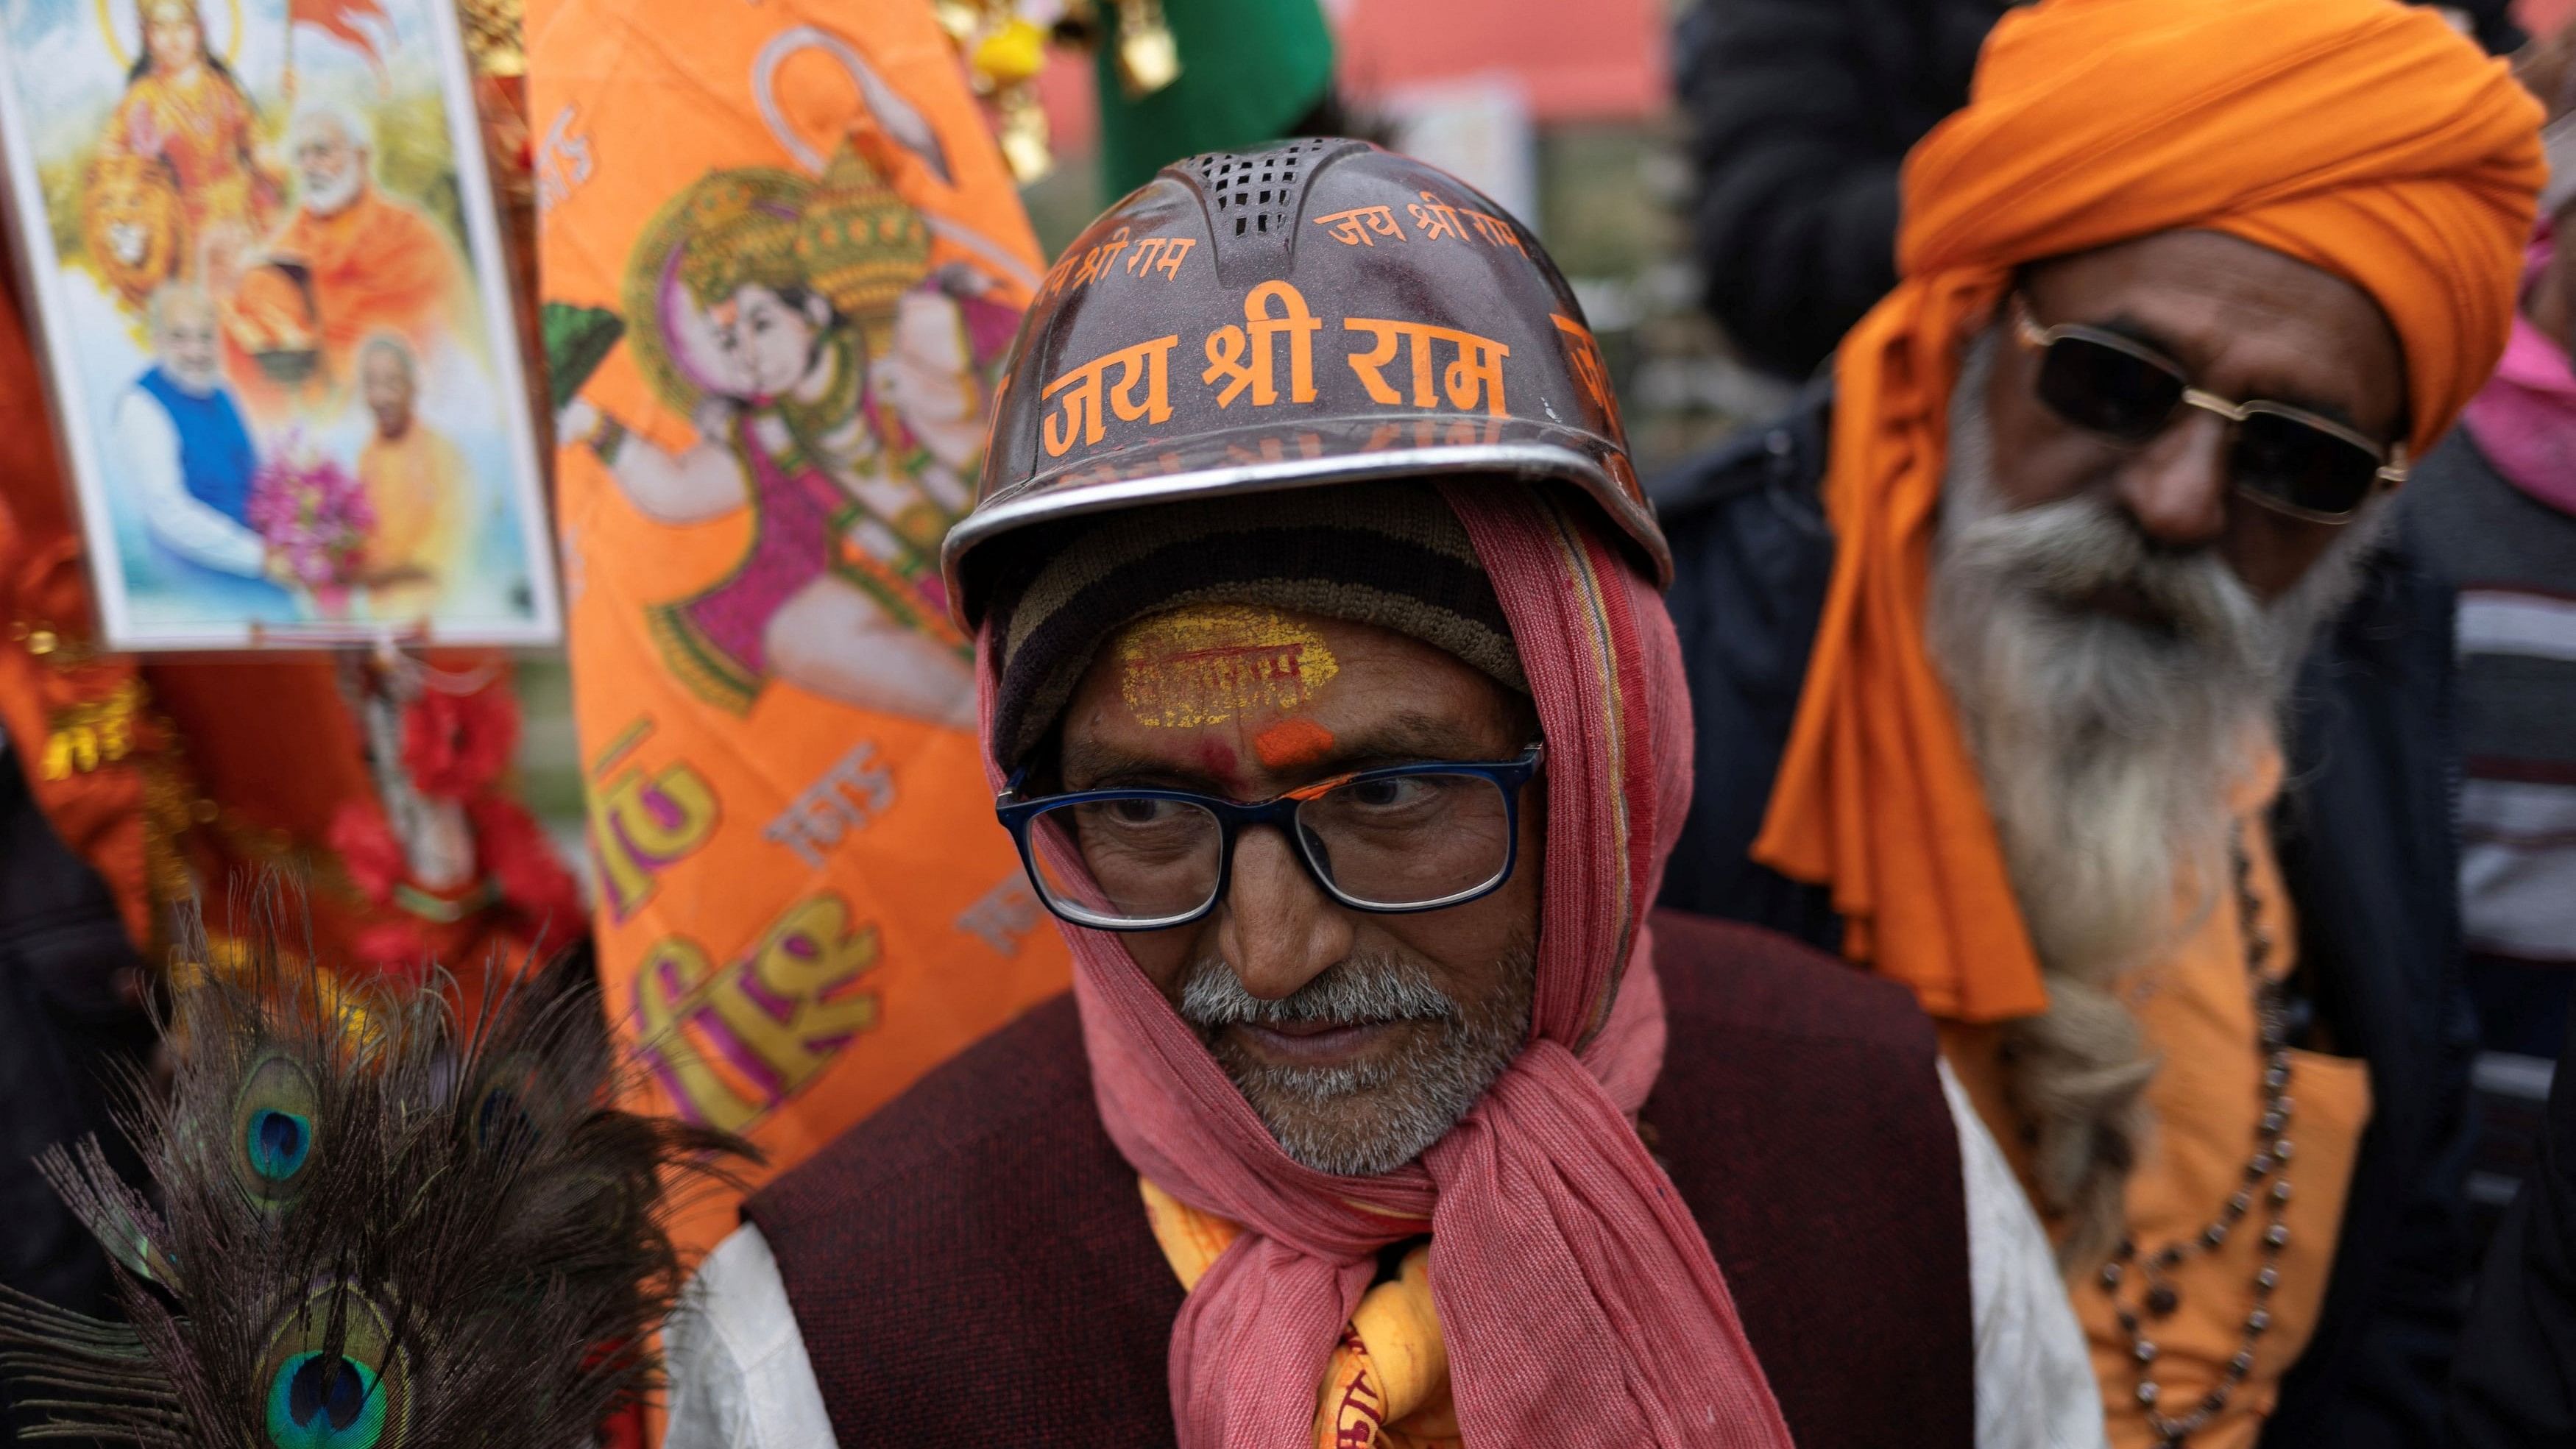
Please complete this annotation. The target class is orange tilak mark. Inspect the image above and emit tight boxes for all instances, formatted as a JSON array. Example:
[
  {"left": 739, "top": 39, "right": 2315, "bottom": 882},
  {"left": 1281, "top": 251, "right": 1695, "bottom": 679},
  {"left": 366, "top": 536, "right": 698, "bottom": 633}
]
[{"left": 1253, "top": 717, "right": 1337, "bottom": 771}]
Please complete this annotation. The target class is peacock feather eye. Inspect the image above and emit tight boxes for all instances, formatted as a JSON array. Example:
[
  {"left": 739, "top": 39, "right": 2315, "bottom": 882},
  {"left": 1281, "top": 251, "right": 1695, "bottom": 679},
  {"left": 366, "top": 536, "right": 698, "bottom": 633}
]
[
  {"left": 230, "top": 1055, "right": 322, "bottom": 1207},
  {"left": 465, "top": 1054, "right": 545, "bottom": 1154},
  {"left": 250, "top": 1110, "right": 311, "bottom": 1176},
  {"left": 257, "top": 1283, "right": 411, "bottom": 1449},
  {"left": 264, "top": 1353, "right": 385, "bottom": 1448}
]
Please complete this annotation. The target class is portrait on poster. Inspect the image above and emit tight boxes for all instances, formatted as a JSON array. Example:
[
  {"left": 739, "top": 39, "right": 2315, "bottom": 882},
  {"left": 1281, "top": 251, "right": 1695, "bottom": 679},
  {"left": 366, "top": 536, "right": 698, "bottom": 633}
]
[{"left": 0, "top": 0, "right": 559, "bottom": 648}]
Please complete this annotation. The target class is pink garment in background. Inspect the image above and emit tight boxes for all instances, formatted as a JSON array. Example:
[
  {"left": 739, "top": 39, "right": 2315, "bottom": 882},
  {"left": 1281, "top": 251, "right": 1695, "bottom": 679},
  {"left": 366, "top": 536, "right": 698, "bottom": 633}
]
[
  {"left": 2462, "top": 240, "right": 2576, "bottom": 517},
  {"left": 2522, "top": 0, "right": 2576, "bottom": 38},
  {"left": 974, "top": 484, "right": 1796, "bottom": 1449}
]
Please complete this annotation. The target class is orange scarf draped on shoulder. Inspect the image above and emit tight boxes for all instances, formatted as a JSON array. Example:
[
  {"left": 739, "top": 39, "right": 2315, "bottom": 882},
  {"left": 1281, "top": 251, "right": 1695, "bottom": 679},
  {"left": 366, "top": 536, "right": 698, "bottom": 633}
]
[{"left": 1752, "top": 0, "right": 2543, "bottom": 1023}]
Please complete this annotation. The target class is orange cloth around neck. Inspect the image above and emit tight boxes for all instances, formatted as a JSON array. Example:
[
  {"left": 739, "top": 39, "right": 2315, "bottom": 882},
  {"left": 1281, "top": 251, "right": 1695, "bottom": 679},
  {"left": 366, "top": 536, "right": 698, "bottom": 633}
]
[
  {"left": 1752, "top": 0, "right": 2543, "bottom": 1022},
  {"left": 1142, "top": 1180, "right": 1462, "bottom": 1449},
  {"left": 1941, "top": 748, "right": 2371, "bottom": 1448}
]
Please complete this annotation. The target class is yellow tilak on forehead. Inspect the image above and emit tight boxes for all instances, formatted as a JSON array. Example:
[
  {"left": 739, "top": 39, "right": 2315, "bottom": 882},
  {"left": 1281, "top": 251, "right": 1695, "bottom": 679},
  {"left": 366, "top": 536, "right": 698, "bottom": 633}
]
[{"left": 1115, "top": 603, "right": 1340, "bottom": 729}]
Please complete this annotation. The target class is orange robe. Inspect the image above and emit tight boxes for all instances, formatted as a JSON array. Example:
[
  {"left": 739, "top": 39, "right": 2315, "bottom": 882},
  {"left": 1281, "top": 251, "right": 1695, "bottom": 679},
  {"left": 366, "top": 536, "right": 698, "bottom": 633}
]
[
  {"left": 264, "top": 185, "right": 469, "bottom": 375},
  {"left": 1942, "top": 751, "right": 2371, "bottom": 1449},
  {"left": 357, "top": 422, "right": 467, "bottom": 620}
]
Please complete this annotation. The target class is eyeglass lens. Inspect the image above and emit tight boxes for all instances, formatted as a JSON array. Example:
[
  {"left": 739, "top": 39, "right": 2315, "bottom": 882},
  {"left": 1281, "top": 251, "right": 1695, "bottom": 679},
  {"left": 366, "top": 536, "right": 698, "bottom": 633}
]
[
  {"left": 1029, "top": 797, "right": 1225, "bottom": 926},
  {"left": 2032, "top": 332, "right": 2383, "bottom": 517},
  {"left": 1025, "top": 771, "right": 1515, "bottom": 927}
]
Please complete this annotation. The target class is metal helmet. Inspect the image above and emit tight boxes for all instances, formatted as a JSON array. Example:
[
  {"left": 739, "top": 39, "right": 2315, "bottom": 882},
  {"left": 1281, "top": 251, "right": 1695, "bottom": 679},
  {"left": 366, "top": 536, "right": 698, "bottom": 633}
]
[{"left": 941, "top": 137, "right": 1665, "bottom": 628}]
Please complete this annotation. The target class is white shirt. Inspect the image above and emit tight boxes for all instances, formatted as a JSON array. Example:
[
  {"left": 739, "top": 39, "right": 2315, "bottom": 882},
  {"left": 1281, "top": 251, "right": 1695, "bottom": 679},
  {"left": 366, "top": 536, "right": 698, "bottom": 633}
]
[
  {"left": 663, "top": 1060, "right": 2104, "bottom": 1449},
  {"left": 113, "top": 383, "right": 266, "bottom": 578}
]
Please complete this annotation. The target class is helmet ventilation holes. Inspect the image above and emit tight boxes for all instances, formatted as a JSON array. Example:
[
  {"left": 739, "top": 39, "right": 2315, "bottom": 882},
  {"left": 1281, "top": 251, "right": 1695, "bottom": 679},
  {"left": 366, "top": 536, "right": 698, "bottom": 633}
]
[{"left": 1192, "top": 138, "right": 1340, "bottom": 255}]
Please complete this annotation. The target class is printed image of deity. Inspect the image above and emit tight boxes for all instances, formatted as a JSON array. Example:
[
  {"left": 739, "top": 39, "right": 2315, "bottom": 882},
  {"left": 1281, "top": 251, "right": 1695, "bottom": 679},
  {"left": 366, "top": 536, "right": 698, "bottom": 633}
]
[
  {"left": 0, "top": 0, "right": 559, "bottom": 648},
  {"left": 561, "top": 135, "right": 1017, "bottom": 727},
  {"left": 82, "top": 0, "right": 282, "bottom": 308}
]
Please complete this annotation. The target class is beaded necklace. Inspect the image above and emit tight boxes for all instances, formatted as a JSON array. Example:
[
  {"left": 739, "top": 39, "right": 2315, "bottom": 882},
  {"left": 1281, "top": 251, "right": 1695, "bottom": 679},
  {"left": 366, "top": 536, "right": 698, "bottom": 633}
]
[{"left": 2095, "top": 825, "right": 2293, "bottom": 1447}]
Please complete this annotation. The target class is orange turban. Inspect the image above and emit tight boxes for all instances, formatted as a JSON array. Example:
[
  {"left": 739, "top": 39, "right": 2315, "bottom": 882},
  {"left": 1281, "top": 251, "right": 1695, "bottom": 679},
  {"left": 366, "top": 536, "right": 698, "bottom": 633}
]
[{"left": 1752, "top": 0, "right": 2544, "bottom": 1023}]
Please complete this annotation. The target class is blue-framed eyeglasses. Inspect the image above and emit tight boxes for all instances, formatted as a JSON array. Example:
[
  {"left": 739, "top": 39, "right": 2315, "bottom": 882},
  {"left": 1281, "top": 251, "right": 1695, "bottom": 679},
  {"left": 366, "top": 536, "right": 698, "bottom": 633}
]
[{"left": 995, "top": 743, "right": 1545, "bottom": 932}]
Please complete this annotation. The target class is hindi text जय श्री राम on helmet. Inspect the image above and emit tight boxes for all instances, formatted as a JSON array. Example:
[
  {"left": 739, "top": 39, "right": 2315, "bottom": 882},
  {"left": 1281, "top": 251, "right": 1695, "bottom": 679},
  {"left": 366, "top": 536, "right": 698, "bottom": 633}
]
[{"left": 942, "top": 138, "right": 1667, "bottom": 628}]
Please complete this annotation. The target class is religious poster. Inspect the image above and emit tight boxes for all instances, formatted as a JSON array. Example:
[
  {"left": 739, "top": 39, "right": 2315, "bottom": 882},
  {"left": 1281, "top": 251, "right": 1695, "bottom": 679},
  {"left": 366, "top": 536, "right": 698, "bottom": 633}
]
[
  {"left": 528, "top": 0, "right": 1071, "bottom": 1258},
  {"left": 0, "top": 0, "right": 559, "bottom": 649}
]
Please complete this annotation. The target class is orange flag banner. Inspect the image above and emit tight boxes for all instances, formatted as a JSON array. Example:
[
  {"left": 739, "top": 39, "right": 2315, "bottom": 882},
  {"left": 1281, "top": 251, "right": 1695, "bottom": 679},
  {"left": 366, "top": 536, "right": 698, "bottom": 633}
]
[
  {"left": 527, "top": 0, "right": 1069, "bottom": 1259},
  {"left": 289, "top": 0, "right": 392, "bottom": 71}
]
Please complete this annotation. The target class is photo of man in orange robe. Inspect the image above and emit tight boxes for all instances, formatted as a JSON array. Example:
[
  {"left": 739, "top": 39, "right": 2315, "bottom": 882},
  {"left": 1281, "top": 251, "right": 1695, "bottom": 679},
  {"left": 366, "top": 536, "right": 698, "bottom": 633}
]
[{"left": 226, "top": 104, "right": 468, "bottom": 395}]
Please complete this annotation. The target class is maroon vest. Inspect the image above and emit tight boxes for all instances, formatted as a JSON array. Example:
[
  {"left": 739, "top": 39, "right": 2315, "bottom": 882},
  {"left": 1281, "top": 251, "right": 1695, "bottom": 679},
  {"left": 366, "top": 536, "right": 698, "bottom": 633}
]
[{"left": 748, "top": 910, "right": 1973, "bottom": 1448}]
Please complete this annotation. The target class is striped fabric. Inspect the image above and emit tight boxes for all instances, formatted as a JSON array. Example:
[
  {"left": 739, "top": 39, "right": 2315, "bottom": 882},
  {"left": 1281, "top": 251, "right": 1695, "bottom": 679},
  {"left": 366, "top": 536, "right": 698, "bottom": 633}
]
[
  {"left": 2407, "top": 428, "right": 2576, "bottom": 1244},
  {"left": 2440, "top": 567, "right": 2576, "bottom": 977},
  {"left": 2461, "top": 762, "right": 2576, "bottom": 963}
]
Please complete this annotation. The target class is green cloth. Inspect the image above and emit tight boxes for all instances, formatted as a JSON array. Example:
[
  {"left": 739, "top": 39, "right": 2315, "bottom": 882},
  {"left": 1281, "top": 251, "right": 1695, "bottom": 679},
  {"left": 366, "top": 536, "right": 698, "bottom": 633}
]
[
  {"left": 540, "top": 302, "right": 626, "bottom": 412},
  {"left": 1094, "top": 0, "right": 1334, "bottom": 199}
]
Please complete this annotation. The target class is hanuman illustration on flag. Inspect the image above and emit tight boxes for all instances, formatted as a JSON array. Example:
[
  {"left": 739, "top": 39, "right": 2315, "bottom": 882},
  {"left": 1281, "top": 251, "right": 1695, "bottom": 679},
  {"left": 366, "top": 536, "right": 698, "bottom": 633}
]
[{"left": 557, "top": 134, "right": 1017, "bottom": 726}]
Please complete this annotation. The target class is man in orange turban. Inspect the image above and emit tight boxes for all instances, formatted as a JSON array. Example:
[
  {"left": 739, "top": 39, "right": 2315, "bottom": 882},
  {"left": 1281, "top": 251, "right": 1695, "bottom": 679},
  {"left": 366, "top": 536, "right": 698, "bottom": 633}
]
[{"left": 1655, "top": 0, "right": 2541, "bottom": 1444}]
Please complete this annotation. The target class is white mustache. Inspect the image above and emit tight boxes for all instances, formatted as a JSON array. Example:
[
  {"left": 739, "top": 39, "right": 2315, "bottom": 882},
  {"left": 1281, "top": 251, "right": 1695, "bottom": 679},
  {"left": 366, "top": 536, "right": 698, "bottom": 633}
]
[
  {"left": 302, "top": 169, "right": 363, "bottom": 216},
  {"left": 1177, "top": 954, "right": 1459, "bottom": 1030}
]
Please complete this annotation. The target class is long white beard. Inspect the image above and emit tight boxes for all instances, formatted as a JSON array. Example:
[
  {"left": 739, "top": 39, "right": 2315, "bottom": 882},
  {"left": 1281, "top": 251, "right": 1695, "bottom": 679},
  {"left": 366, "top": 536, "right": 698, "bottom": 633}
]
[
  {"left": 1925, "top": 327, "right": 2390, "bottom": 1259},
  {"left": 1928, "top": 329, "right": 2385, "bottom": 982},
  {"left": 302, "top": 169, "right": 363, "bottom": 219}
]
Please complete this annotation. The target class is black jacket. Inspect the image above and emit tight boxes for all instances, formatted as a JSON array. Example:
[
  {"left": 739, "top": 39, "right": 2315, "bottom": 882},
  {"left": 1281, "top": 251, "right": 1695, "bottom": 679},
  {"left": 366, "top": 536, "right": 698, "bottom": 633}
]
[
  {"left": 0, "top": 745, "right": 155, "bottom": 1443},
  {"left": 1650, "top": 386, "right": 2477, "bottom": 1447},
  {"left": 2449, "top": 995, "right": 2576, "bottom": 1446},
  {"left": 1675, "top": 0, "right": 2527, "bottom": 382}
]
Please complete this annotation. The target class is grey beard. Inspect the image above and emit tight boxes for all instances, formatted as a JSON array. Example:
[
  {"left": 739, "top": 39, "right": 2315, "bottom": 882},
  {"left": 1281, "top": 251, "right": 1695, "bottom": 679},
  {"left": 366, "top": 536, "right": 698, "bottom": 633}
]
[
  {"left": 1928, "top": 325, "right": 2391, "bottom": 1263},
  {"left": 1178, "top": 938, "right": 1535, "bottom": 1177},
  {"left": 1928, "top": 327, "right": 2388, "bottom": 980}
]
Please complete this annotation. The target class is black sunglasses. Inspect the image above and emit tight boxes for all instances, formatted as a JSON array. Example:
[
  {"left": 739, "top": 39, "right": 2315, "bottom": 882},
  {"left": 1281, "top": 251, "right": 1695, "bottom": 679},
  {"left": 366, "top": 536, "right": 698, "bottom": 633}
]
[{"left": 2012, "top": 296, "right": 2406, "bottom": 523}]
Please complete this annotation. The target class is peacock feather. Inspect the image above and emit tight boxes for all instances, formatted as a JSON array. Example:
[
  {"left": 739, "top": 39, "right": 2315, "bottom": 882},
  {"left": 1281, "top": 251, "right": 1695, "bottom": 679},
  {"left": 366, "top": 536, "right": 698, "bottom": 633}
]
[{"left": 0, "top": 879, "right": 754, "bottom": 1447}]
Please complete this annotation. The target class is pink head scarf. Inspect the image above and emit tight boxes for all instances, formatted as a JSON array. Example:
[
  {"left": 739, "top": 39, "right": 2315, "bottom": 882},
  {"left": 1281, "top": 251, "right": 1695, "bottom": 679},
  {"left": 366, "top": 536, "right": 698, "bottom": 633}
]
[
  {"left": 2461, "top": 234, "right": 2576, "bottom": 517},
  {"left": 975, "top": 483, "right": 1795, "bottom": 1448}
]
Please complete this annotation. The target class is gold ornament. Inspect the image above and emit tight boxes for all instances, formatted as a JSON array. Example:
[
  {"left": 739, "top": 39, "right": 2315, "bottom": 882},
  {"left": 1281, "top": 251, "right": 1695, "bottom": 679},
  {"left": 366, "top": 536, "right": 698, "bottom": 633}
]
[
  {"left": 796, "top": 144, "right": 935, "bottom": 319},
  {"left": 941, "top": 0, "right": 1073, "bottom": 182},
  {"left": 933, "top": 0, "right": 984, "bottom": 45},
  {"left": 678, "top": 177, "right": 805, "bottom": 309},
  {"left": 457, "top": 0, "right": 526, "bottom": 79},
  {"left": 40, "top": 681, "right": 144, "bottom": 782},
  {"left": 995, "top": 87, "right": 1054, "bottom": 185},
  {"left": 97, "top": 0, "right": 245, "bottom": 73},
  {"left": 1114, "top": 0, "right": 1181, "bottom": 98}
]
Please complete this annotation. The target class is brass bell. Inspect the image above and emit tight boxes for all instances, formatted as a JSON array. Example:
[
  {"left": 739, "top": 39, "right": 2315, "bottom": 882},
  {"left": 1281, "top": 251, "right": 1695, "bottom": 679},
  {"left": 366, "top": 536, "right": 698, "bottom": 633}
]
[
  {"left": 1114, "top": 0, "right": 1180, "bottom": 98},
  {"left": 933, "top": 0, "right": 985, "bottom": 46},
  {"left": 997, "top": 88, "right": 1055, "bottom": 183}
]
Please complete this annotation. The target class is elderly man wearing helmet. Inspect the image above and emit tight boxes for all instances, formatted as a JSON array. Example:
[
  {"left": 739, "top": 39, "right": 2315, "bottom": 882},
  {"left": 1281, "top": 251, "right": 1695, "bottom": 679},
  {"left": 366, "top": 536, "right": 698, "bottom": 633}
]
[{"left": 662, "top": 139, "right": 2103, "bottom": 1449}]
